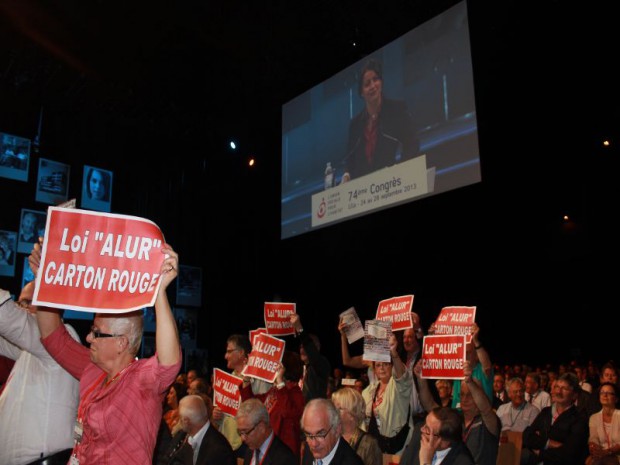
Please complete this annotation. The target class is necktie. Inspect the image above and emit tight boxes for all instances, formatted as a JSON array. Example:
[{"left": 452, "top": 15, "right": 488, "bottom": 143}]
[
  {"left": 254, "top": 449, "right": 260, "bottom": 465},
  {"left": 316, "top": 460, "right": 323, "bottom": 465}
]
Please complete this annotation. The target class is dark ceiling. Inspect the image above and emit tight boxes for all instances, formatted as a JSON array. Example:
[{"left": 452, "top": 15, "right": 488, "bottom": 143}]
[{"left": 1, "top": 0, "right": 618, "bottom": 366}]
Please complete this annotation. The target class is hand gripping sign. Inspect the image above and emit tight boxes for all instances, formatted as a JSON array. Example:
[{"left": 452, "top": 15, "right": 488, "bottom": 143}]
[
  {"left": 375, "top": 295, "right": 414, "bottom": 331},
  {"left": 32, "top": 207, "right": 167, "bottom": 313},
  {"left": 213, "top": 368, "right": 243, "bottom": 417},
  {"left": 242, "top": 332, "right": 285, "bottom": 383}
]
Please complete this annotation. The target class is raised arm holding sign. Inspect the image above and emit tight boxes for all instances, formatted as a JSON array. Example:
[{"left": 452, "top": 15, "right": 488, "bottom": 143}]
[{"left": 28, "top": 210, "right": 182, "bottom": 465}]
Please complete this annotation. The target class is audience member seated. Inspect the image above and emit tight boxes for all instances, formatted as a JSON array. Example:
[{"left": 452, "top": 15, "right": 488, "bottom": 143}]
[
  {"left": 493, "top": 373, "right": 510, "bottom": 409},
  {"left": 300, "top": 398, "right": 363, "bottom": 465},
  {"left": 236, "top": 398, "right": 298, "bottom": 465},
  {"left": 241, "top": 350, "right": 305, "bottom": 457},
  {"left": 587, "top": 382, "right": 620, "bottom": 465},
  {"left": 162, "top": 394, "right": 235, "bottom": 465},
  {"left": 525, "top": 372, "right": 552, "bottom": 412},
  {"left": 496, "top": 377, "right": 539, "bottom": 433},
  {"left": 332, "top": 386, "right": 382, "bottom": 465},
  {"left": 522, "top": 372, "right": 588, "bottom": 465},
  {"left": 164, "top": 382, "right": 188, "bottom": 435}
]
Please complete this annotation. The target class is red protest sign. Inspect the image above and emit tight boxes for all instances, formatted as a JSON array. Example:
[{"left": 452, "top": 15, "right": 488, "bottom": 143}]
[
  {"left": 32, "top": 207, "right": 166, "bottom": 313},
  {"left": 420, "top": 334, "right": 467, "bottom": 379},
  {"left": 241, "top": 333, "right": 285, "bottom": 383},
  {"left": 249, "top": 328, "right": 267, "bottom": 346},
  {"left": 264, "top": 302, "right": 296, "bottom": 336},
  {"left": 375, "top": 295, "right": 414, "bottom": 331},
  {"left": 212, "top": 368, "right": 243, "bottom": 417},
  {"left": 433, "top": 306, "right": 476, "bottom": 343}
]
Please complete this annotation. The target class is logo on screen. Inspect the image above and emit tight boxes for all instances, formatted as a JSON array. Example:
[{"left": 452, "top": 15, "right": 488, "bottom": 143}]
[{"left": 317, "top": 198, "right": 326, "bottom": 218}]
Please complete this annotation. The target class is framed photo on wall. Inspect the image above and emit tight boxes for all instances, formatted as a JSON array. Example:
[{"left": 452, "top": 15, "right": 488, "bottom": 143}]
[
  {"left": 0, "top": 230, "right": 17, "bottom": 277},
  {"left": 21, "top": 256, "right": 35, "bottom": 287},
  {"left": 81, "top": 165, "right": 113, "bottom": 212},
  {"left": 17, "top": 208, "right": 46, "bottom": 253},
  {"left": 36, "top": 158, "right": 70, "bottom": 205},
  {"left": 176, "top": 265, "right": 202, "bottom": 307},
  {"left": 0, "top": 132, "right": 30, "bottom": 182},
  {"left": 174, "top": 307, "right": 197, "bottom": 349}
]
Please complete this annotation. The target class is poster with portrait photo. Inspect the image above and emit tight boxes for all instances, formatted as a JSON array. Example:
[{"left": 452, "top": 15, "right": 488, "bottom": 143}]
[
  {"left": 176, "top": 265, "right": 202, "bottom": 307},
  {"left": 0, "top": 230, "right": 17, "bottom": 277},
  {"left": 81, "top": 165, "right": 113, "bottom": 212},
  {"left": 36, "top": 158, "right": 70, "bottom": 205},
  {"left": 0, "top": 132, "right": 30, "bottom": 182},
  {"left": 22, "top": 256, "right": 35, "bottom": 287},
  {"left": 17, "top": 208, "right": 46, "bottom": 253}
]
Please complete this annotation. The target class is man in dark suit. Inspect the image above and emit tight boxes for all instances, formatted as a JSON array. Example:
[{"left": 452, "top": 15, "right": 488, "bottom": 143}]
[
  {"left": 419, "top": 407, "right": 474, "bottom": 465},
  {"left": 300, "top": 398, "right": 363, "bottom": 465},
  {"left": 236, "top": 398, "right": 297, "bottom": 465},
  {"left": 166, "top": 394, "right": 236, "bottom": 465},
  {"left": 522, "top": 373, "right": 588, "bottom": 465}
]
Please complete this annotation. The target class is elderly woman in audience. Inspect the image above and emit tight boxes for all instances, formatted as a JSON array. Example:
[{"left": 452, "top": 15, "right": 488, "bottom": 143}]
[
  {"left": 332, "top": 387, "right": 382, "bottom": 465},
  {"left": 361, "top": 334, "right": 412, "bottom": 456},
  {"left": 587, "top": 382, "right": 620, "bottom": 465}
]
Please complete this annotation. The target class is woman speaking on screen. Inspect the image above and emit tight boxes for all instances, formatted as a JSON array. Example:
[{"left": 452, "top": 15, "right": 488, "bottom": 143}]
[{"left": 342, "top": 58, "right": 419, "bottom": 182}]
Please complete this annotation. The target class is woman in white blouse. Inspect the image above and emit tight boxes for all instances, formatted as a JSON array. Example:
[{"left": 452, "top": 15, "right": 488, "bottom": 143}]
[{"left": 587, "top": 382, "right": 620, "bottom": 465}]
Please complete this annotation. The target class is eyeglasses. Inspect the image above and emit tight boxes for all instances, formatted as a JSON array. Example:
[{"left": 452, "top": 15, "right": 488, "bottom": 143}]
[
  {"left": 421, "top": 424, "right": 441, "bottom": 438},
  {"left": 89, "top": 326, "right": 123, "bottom": 339},
  {"left": 237, "top": 421, "right": 261, "bottom": 437},
  {"left": 600, "top": 391, "right": 616, "bottom": 397},
  {"left": 303, "top": 425, "right": 332, "bottom": 442},
  {"left": 225, "top": 348, "right": 240, "bottom": 354}
]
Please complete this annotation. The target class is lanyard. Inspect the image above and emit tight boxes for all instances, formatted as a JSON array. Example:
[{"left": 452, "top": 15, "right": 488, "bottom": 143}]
[
  {"left": 509, "top": 403, "right": 525, "bottom": 427},
  {"left": 462, "top": 415, "right": 480, "bottom": 442},
  {"left": 254, "top": 435, "right": 274, "bottom": 465},
  {"left": 77, "top": 361, "right": 135, "bottom": 422},
  {"left": 77, "top": 373, "right": 106, "bottom": 422}
]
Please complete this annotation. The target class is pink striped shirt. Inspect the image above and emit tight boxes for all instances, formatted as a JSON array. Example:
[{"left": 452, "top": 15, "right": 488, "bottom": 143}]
[{"left": 42, "top": 324, "right": 181, "bottom": 465}]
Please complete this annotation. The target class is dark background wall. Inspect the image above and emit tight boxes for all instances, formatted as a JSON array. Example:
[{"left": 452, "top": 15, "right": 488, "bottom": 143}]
[{"left": 1, "top": 0, "right": 617, "bottom": 373}]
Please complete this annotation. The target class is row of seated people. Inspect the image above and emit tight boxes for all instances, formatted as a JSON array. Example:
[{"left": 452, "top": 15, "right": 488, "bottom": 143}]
[
  {"left": 3, "top": 263, "right": 619, "bottom": 465},
  {"left": 155, "top": 311, "right": 620, "bottom": 465}
]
